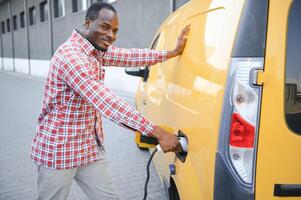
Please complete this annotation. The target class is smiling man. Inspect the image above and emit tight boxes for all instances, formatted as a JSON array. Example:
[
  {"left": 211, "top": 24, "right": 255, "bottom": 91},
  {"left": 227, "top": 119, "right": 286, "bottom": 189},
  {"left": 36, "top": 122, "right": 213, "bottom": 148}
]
[{"left": 31, "top": 2, "right": 190, "bottom": 200}]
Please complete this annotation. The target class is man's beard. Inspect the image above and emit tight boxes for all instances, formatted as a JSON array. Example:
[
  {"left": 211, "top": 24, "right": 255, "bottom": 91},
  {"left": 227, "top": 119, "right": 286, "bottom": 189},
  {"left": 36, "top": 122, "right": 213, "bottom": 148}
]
[
  {"left": 85, "top": 35, "right": 108, "bottom": 52},
  {"left": 91, "top": 41, "right": 108, "bottom": 52}
]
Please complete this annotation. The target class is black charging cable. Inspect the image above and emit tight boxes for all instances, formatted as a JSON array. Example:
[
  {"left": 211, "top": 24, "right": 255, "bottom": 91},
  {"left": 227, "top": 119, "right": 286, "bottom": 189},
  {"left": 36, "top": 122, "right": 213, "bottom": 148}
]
[{"left": 143, "top": 147, "right": 158, "bottom": 200}]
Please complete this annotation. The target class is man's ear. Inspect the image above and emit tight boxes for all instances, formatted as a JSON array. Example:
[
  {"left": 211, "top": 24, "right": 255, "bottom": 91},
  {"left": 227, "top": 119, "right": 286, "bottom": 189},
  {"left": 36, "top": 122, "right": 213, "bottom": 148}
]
[{"left": 84, "top": 19, "right": 92, "bottom": 29}]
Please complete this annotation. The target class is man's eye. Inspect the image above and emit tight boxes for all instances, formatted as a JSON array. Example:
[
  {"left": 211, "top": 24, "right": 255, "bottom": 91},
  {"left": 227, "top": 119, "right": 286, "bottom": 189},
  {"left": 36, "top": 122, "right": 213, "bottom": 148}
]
[{"left": 101, "top": 25, "right": 110, "bottom": 30}]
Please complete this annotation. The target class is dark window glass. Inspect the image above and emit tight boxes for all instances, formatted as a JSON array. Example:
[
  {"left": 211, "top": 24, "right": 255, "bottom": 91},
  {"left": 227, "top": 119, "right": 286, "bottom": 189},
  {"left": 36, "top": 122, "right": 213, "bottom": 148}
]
[
  {"left": 20, "top": 11, "right": 25, "bottom": 28},
  {"left": 144, "top": 34, "right": 160, "bottom": 81},
  {"left": 40, "top": 1, "right": 48, "bottom": 22},
  {"left": 29, "top": 6, "right": 36, "bottom": 25},
  {"left": 53, "top": 0, "right": 65, "bottom": 18},
  {"left": 1, "top": 21, "right": 5, "bottom": 34},
  {"left": 173, "top": 0, "right": 190, "bottom": 11},
  {"left": 72, "top": 0, "right": 88, "bottom": 13},
  {"left": 13, "top": 15, "right": 17, "bottom": 30},
  {"left": 6, "top": 19, "right": 10, "bottom": 32},
  {"left": 285, "top": 0, "right": 301, "bottom": 134}
]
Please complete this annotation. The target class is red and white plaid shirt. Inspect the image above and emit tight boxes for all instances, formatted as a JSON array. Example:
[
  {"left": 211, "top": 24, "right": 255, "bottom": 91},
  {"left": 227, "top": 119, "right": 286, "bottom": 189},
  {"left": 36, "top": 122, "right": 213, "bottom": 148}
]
[{"left": 31, "top": 30, "right": 167, "bottom": 170}]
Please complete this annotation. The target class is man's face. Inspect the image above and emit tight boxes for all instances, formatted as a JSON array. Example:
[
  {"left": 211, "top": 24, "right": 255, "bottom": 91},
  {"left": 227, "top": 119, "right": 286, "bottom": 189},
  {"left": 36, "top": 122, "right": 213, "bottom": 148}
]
[{"left": 85, "top": 8, "right": 119, "bottom": 51}]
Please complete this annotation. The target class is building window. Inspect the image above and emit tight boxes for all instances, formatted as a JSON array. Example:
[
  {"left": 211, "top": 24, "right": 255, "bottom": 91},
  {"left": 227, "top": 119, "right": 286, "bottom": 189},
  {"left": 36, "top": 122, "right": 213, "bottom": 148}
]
[
  {"left": 103, "top": 0, "right": 117, "bottom": 3},
  {"left": 53, "top": 0, "right": 65, "bottom": 18},
  {"left": 40, "top": 1, "right": 48, "bottom": 22},
  {"left": 29, "top": 6, "right": 36, "bottom": 25},
  {"left": 1, "top": 21, "right": 5, "bottom": 34},
  {"left": 20, "top": 11, "right": 25, "bottom": 28},
  {"left": 6, "top": 18, "right": 10, "bottom": 32},
  {"left": 13, "top": 15, "right": 17, "bottom": 30},
  {"left": 72, "top": 0, "right": 88, "bottom": 13}
]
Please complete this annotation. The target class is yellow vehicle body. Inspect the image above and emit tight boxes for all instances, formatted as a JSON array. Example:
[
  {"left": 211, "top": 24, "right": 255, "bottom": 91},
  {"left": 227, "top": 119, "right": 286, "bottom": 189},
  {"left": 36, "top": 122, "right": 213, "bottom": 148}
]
[{"left": 129, "top": 0, "right": 301, "bottom": 199}]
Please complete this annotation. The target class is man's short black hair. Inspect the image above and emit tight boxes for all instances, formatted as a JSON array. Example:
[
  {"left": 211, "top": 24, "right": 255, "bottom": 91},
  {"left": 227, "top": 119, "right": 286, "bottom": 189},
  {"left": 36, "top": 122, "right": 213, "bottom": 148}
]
[{"left": 85, "top": 2, "right": 117, "bottom": 21}]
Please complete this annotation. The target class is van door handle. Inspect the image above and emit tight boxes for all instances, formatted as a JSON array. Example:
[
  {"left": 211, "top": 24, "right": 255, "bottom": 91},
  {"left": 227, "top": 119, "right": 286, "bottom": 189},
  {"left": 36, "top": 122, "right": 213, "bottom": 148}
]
[
  {"left": 143, "top": 99, "right": 147, "bottom": 105},
  {"left": 251, "top": 69, "right": 267, "bottom": 86},
  {"left": 274, "top": 184, "right": 301, "bottom": 197}
]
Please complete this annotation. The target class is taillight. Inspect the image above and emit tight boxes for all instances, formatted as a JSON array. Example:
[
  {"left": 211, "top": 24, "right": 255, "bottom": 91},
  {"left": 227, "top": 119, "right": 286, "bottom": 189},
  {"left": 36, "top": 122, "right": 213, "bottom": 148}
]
[
  {"left": 230, "top": 112, "right": 255, "bottom": 148},
  {"left": 228, "top": 58, "right": 263, "bottom": 184}
]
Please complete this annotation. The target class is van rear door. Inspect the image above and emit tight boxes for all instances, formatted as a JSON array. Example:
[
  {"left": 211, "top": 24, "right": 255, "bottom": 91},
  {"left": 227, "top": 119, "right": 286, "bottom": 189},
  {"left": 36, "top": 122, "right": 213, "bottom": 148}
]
[{"left": 255, "top": 0, "right": 301, "bottom": 198}]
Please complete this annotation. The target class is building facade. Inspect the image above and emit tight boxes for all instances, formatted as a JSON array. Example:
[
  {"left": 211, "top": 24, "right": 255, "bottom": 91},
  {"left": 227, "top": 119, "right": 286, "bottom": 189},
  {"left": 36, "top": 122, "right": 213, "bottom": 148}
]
[{"left": 0, "top": 0, "right": 188, "bottom": 92}]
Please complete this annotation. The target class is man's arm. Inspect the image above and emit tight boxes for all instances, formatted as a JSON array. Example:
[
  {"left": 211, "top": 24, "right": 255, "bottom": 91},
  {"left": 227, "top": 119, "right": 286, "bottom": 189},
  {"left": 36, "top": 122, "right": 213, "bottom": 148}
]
[
  {"left": 102, "top": 25, "right": 191, "bottom": 67},
  {"left": 102, "top": 46, "right": 167, "bottom": 67},
  {"left": 58, "top": 51, "right": 179, "bottom": 152}
]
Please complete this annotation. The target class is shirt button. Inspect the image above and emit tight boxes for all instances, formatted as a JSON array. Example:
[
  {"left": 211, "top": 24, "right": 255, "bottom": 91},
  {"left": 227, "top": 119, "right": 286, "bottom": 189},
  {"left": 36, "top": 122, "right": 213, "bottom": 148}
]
[{"left": 91, "top": 50, "right": 97, "bottom": 56}]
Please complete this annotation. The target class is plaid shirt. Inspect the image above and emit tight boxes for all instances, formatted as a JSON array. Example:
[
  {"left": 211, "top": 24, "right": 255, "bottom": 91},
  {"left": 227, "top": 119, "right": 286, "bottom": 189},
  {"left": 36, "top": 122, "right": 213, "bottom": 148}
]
[{"left": 31, "top": 30, "right": 167, "bottom": 170}]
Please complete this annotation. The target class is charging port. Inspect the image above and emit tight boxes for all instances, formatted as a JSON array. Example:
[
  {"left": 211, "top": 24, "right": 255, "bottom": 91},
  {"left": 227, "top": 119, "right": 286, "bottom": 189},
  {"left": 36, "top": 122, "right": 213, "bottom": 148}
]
[{"left": 176, "top": 130, "right": 188, "bottom": 162}]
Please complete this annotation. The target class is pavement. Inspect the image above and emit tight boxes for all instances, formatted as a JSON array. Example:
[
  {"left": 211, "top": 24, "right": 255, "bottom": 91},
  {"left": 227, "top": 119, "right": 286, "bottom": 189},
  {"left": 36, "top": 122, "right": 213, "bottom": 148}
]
[{"left": 0, "top": 71, "right": 168, "bottom": 200}]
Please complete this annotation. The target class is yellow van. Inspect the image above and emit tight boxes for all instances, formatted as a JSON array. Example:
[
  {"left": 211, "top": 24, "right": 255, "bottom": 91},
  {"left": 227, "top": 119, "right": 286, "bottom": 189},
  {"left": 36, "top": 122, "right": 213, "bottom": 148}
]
[{"left": 126, "top": 0, "right": 301, "bottom": 199}]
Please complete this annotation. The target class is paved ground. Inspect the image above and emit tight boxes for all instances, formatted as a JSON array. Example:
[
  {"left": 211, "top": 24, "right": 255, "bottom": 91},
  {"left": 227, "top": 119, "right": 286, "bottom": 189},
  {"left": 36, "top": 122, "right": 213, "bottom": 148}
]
[{"left": 0, "top": 72, "right": 168, "bottom": 200}]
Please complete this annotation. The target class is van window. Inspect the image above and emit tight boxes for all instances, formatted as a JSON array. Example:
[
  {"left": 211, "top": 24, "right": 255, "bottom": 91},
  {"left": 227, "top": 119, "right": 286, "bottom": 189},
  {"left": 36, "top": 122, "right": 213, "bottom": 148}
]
[
  {"left": 285, "top": 0, "right": 301, "bottom": 134},
  {"left": 172, "top": 0, "right": 190, "bottom": 11},
  {"left": 143, "top": 34, "right": 160, "bottom": 82}
]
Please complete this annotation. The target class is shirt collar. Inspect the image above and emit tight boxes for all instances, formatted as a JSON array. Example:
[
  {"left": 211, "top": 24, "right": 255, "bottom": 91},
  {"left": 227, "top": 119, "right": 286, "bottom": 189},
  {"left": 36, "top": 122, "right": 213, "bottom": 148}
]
[{"left": 70, "top": 29, "right": 103, "bottom": 57}]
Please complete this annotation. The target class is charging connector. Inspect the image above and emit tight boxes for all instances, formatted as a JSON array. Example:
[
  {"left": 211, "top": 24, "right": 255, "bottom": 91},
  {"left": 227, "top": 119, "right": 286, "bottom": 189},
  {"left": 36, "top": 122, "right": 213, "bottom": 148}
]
[
  {"left": 178, "top": 136, "right": 188, "bottom": 152},
  {"left": 155, "top": 136, "right": 188, "bottom": 153}
]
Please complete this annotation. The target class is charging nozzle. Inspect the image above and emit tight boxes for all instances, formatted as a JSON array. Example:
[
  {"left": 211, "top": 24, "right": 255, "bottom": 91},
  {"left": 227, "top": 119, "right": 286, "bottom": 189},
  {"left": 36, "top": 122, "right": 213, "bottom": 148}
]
[
  {"left": 155, "top": 135, "right": 188, "bottom": 153},
  {"left": 156, "top": 144, "right": 162, "bottom": 152},
  {"left": 178, "top": 136, "right": 188, "bottom": 152}
]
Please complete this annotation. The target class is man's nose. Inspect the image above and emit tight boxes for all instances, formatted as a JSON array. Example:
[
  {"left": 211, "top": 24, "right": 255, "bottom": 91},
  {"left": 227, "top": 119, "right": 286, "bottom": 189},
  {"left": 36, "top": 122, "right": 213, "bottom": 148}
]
[{"left": 107, "top": 30, "right": 115, "bottom": 41}]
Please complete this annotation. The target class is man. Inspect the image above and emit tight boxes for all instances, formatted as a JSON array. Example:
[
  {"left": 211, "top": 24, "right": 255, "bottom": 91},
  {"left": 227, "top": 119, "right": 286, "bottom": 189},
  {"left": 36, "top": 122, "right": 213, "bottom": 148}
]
[{"left": 31, "top": 2, "right": 190, "bottom": 200}]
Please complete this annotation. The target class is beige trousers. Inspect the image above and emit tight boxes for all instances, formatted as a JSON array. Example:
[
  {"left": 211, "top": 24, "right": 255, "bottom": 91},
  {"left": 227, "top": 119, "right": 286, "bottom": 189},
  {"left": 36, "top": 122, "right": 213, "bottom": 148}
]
[{"left": 37, "top": 158, "right": 120, "bottom": 200}]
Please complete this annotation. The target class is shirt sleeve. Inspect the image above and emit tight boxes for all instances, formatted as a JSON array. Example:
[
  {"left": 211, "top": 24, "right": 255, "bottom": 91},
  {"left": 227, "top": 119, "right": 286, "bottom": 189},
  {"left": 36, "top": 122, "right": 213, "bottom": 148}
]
[
  {"left": 102, "top": 46, "right": 167, "bottom": 67},
  {"left": 58, "top": 49, "right": 155, "bottom": 136}
]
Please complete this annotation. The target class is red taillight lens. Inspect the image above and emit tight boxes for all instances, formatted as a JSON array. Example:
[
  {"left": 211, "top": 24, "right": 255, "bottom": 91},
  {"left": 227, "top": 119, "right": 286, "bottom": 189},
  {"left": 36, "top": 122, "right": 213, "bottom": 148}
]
[{"left": 230, "top": 112, "right": 255, "bottom": 148}]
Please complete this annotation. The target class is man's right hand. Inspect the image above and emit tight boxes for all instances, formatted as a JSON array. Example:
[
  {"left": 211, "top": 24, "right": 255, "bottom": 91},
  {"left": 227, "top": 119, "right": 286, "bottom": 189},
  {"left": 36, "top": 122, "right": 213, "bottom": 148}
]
[{"left": 148, "top": 126, "right": 180, "bottom": 153}]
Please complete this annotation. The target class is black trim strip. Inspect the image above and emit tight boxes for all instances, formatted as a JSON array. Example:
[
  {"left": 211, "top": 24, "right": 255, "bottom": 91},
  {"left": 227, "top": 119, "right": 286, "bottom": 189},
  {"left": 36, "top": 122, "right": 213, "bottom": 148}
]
[
  {"left": 274, "top": 184, "right": 301, "bottom": 197},
  {"left": 140, "top": 135, "right": 158, "bottom": 145},
  {"left": 231, "top": 0, "right": 269, "bottom": 57}
]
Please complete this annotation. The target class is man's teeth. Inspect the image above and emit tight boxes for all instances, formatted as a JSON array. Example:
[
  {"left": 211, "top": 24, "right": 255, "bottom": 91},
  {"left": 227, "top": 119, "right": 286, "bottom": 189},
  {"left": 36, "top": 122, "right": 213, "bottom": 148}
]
[{"left": 104, "top": 41, "right": 111, "bottom": 46}]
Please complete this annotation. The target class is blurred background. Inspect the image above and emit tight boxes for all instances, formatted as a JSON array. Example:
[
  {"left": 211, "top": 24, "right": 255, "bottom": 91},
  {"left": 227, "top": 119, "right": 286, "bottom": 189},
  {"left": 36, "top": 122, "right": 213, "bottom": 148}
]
[{"left": 0, "top": 0, "right": 189, "bottom": 93}]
